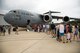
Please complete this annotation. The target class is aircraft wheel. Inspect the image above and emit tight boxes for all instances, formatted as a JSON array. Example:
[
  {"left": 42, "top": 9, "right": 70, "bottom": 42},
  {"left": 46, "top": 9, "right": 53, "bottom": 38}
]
[{"left": 13, "top": 27, "right": 16, "bottom": 31}]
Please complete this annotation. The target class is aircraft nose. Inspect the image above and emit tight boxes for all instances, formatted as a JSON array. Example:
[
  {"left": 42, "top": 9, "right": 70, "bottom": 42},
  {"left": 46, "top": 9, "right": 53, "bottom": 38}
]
[
  {"left": 4, "top": 12, "right": 14, "bottom": 23},
  {"left": 4, "top": 13, "right": 11, "bottom": 23}
]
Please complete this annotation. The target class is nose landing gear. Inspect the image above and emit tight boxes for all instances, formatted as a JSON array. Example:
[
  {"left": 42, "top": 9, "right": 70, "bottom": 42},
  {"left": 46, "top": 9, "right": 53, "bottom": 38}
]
[
  {"left": 27, "top": 20, "right": 30, "bottom": 25},
  {"left": 26, "top": 20, "right": 32, "bottom": 31}
]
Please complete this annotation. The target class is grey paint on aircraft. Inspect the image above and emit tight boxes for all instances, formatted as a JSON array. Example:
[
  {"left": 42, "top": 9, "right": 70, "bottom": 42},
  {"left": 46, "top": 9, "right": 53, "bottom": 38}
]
[
  {"left": 0, "top": 14, "right": 10, "bottom": 25},
  {"left": 4, "top": 10, "right": 46, "bottom": 27}
]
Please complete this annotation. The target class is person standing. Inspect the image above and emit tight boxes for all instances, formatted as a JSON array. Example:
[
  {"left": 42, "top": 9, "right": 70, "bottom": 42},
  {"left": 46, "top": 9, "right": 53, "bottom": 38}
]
[
  {"left": 0, "top": 26, "right": 1, "bottom": 36},
  {"left": 50, "top": 22, "right": 56, "bottom": 38},
  {"left": 73, "top": 25, "right": 78, "bottom": 41},
  {"left": 37, "top": 24, "right": 40, "bottom": 32},
  {"left": 2, "top": 26, "right": 6, "bottom": 36},
  {"left": 59, "top": 24, "right": 65, "bottom": 43},
  {"left": 8, "top": 26, "right": 11, "bottom": 35},
  {"left": 69, "top": 24, "right": 72, "bottom": 41},
  {"left": 66, "top": 23, "right": 72, "bottom": 43},
  {"left": 0, "top": 26, "right": 3, "bottom": 35},
  {"left": 78, "top": 25, "right": 80, "bottom": 39},
  {"left": 42, "top": 24, "right": 46, "bottom": 32},
  {"left": 46, "top": 24, "right": 50, "bottom": 34},
  {"left": 56, "top": 25, "right": 60, "bottom": 41}
]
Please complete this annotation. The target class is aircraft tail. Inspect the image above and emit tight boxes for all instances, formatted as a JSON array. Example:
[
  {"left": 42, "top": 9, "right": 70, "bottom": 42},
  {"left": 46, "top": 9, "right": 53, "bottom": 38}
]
[{"left": 43, "top": 11, "right": 61, "bottom": 14}]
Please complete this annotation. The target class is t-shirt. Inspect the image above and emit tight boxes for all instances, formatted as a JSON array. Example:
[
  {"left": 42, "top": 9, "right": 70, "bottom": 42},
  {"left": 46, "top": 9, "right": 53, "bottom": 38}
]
[
  {"left": 43, "top": 25, "right": 46, "bottom": 28},
  {"left": 46, "top": 25, "right": 49, "bottom": 29},
  {"left": 59, "top": 24, "right": 64, "bottom": 33}
]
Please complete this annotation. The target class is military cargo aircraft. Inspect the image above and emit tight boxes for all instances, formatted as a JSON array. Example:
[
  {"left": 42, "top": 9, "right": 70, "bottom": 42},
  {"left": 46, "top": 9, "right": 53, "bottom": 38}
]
[{"left": 3, "top": 9, "right": 79, "bottom": 29}]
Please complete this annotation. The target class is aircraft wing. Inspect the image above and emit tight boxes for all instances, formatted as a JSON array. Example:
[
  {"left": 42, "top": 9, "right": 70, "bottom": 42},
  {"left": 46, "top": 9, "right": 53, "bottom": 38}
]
[
  {"left": 52, "top": 15, "right": 80, "bottom": 22},
  {"left": 43, "top": 11, "right": 80, "bottom": 22},
  {"left": 52, "top": 16, "right": 79, "bottom": 20}
]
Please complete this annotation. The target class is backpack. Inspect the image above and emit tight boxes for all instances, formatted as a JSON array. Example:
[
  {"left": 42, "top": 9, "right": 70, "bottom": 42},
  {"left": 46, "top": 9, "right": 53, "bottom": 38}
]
[{"left": 50, "top": 24, "right": 55, "bottom": 29}]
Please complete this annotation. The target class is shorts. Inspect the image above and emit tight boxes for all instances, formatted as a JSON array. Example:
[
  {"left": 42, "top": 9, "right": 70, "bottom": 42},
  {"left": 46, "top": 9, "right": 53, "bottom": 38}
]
[
  {"left": 74, "top": 32, "right": 78, "bottom": 35},
  {"left": 59, "top": 33, "right": 64, "bottom": 36}
]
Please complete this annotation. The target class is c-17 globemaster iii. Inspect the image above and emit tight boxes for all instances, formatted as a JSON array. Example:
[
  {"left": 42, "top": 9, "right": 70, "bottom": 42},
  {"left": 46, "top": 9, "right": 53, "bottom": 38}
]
[{"left": 3, "top": 9, "right": 79, "bottom": 30}]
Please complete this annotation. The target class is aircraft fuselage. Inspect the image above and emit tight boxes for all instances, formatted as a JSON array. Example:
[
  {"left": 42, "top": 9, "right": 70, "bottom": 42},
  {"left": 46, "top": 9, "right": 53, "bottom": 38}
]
[{"left": 4, "top": 10, "right": 50, "bottom": 27}]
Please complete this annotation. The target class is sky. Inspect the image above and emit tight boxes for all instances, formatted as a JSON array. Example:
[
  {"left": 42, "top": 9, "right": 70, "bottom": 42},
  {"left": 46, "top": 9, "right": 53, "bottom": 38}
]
[
  {"left": 0, "top": 0, "right": 80, "bottom": 17},
  {"left": 0, "top": 0, "right": 80, "bottom": 23}
]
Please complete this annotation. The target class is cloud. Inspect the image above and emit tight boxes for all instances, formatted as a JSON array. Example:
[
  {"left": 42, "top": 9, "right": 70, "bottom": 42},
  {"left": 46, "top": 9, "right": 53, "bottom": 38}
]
[
  {"left": 0, "top": 0, "right": 80, "bottom": 17},
  {"left": 2, "top": 0, "right": 40, "bottom": 11},
  {"left": 0, "top": 0, "right": 3, "bottom": 9}
]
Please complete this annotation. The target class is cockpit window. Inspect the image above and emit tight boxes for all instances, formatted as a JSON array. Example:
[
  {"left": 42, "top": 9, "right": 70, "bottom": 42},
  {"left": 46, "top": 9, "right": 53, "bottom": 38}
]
[
  {"left": 13, "top": 11, "right": 16, "bottom": 13},
  {"left": 9, "top": 10, "right": 17, "bottom": 13}
]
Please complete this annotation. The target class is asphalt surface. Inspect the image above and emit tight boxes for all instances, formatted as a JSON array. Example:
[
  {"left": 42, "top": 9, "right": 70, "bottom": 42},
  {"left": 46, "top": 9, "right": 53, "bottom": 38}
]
[{"left": 0, "top": 31, "right": 80, "bottom": 53}]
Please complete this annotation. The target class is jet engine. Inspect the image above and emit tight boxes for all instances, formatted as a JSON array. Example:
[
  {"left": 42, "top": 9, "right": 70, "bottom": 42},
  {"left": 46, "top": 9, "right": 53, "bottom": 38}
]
[
  {"left": 43, "top": 15, "right": 52, "bottom": 22},
  {"left": 63, "top": 16, "right": 70, "bottom": 22}
]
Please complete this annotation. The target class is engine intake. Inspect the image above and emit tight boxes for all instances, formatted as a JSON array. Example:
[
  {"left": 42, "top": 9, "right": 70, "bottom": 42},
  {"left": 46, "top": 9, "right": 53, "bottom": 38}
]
[
  {"left": 63, "top": 16, "right": 70, "bottom": 22},
  {"left": 43, "top": 15, "right": 52, "bottom": 22}
]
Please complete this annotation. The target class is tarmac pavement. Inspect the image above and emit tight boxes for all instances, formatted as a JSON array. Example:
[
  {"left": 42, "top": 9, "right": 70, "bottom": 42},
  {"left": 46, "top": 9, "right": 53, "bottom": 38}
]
[{"left": 0, "top": 31, "right": 80, "bottom": 53}]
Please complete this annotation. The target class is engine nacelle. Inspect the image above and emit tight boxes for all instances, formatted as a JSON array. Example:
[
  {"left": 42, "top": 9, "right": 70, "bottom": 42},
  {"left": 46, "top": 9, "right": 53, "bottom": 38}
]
[
  {"left": 63, "top": 16, "right": 70, "bottom": 22},
  {"left": 43, "top": 15, "right": 52, "bottom": 22}
]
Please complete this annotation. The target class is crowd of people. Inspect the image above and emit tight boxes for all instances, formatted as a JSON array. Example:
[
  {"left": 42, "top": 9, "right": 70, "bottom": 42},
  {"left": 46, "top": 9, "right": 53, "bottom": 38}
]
[
  {"left": 56, "top": 23, "right": 80, "bottom": 43},
  {"left": 31, "top": 22, "right": 80, "bottom": 43},
  {"left": 0, "top": 23, "right": 80, "bottom": 43},
  {"left": 0, "top": 25, "right": 11, "bottom": 36}
]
